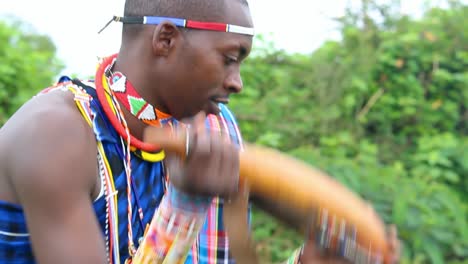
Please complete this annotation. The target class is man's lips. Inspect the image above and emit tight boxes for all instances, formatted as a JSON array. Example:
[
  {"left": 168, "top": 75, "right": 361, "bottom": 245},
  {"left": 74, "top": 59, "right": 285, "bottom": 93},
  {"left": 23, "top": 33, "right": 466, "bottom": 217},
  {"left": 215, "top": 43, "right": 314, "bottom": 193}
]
[
  {"left": 205, "top": 97, "right": 229, "bottom": 115},
  {"left": 211, "top": 97, "right": 229, "bottom": 105}
]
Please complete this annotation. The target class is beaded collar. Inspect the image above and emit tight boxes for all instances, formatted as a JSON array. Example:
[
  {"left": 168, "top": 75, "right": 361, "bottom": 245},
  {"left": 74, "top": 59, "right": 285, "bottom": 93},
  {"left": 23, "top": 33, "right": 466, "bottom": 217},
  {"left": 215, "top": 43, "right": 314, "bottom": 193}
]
[
  {"left": 104, "top": 57, "right": 172, "bottom": 127},
  {"left": 95, "top": 54, "right": 171, "bottom": 261},
  {"left": 95, "top": 53, "right": 167, "bottom": 154}
]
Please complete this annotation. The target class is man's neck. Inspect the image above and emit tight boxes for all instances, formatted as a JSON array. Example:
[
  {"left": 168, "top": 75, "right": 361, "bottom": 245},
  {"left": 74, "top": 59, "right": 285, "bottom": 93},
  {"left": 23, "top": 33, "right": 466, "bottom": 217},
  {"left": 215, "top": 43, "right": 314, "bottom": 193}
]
[{"left": 112, "top": 53, "right": 168, "bottom": 141}]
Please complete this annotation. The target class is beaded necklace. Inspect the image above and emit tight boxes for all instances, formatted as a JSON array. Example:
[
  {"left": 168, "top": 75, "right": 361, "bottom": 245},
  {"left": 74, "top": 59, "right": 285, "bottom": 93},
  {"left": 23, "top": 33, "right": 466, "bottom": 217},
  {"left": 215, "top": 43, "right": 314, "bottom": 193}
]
[
  {"left": 95, "top": 54, "right": 169, "bottom": 262},
  {"left": 70, "top": 83, "right": 121, "bottom": 263},
  {"left": 105, "top": 57, "right": 171, "bottom": 127},
  {"left": 95, "top": 54, "right": 165, "bottom": 153}
]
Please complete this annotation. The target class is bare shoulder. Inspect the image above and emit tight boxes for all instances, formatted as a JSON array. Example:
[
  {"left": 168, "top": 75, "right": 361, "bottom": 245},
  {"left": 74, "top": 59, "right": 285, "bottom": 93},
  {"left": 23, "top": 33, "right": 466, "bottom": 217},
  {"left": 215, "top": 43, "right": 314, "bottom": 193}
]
[
  {"left": 1, "top": 89, "right": 97, "bottom": 204},
  {"left": 0, "top": 88, "right": 108, "bottom": 263}
]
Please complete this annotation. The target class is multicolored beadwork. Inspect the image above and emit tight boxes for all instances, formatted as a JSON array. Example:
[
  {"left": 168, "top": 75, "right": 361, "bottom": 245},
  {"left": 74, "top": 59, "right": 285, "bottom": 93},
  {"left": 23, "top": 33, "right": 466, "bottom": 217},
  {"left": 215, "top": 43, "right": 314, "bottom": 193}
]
[
  {"left": 313, "top": 209, "right": 383, "bottom": 264},
  {"left": 104, "top": 57, "right": 171, "bottom": 127},
  {"left": 95, "top": 54, "right": 164, "bottom": 153},
  {"left": 100, "top": 15, "right": 255, "bottom": 36}
]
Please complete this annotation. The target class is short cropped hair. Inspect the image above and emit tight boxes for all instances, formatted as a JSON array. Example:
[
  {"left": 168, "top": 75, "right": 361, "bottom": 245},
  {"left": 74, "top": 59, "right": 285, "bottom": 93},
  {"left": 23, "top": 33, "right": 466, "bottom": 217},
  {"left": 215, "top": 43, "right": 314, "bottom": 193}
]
[{"left": 123, "top": 0, "right": 248, "bottom": 36}]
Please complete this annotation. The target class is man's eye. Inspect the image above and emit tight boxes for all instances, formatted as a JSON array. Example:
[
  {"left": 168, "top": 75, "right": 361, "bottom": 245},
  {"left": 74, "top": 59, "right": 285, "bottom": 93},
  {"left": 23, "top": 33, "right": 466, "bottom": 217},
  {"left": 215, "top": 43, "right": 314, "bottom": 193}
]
[{"left": 224, "top": 55, "right": 238, "bottom": 65}]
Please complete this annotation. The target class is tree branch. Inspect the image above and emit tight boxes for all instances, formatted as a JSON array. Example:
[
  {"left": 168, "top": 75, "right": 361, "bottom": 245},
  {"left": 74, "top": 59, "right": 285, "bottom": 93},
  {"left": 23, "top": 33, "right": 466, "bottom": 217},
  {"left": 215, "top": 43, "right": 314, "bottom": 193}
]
[{"left": 356, "top": 88, "right": 385, "bottom": 120}]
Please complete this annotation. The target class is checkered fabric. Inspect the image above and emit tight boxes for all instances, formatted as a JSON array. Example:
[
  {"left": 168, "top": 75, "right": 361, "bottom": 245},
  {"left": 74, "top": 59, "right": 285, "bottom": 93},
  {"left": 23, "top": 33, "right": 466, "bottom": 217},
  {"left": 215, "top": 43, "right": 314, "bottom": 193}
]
[{"left": 0, "top": 78, "right": 249, "bottom": 264}]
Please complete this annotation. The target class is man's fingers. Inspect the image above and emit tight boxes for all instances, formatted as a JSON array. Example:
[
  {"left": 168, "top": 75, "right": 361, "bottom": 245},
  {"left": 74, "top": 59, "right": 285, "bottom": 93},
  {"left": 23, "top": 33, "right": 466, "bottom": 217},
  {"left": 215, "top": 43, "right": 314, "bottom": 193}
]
[
  {"left": 208, "top": 134, "right": 223, "bottom": 193},
  {"left": 192, "top": 111, "right": 207, "bottom": 135},
  {"left": 227, "top": 143, "right": 240, "bottom": 196},
  {"left": 173, "top": 112, "right": 241, "bottom": 198}
]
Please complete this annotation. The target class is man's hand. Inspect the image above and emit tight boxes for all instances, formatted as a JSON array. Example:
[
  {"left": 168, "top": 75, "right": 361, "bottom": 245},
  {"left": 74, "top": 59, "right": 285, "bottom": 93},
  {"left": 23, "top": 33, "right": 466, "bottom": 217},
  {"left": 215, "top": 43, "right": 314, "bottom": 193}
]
[
  {"left": 299, "top": 224, "right": 401, "bottom": 264},
  {"left": 164, "top": 112, "right": 240, "bottom": 198}
]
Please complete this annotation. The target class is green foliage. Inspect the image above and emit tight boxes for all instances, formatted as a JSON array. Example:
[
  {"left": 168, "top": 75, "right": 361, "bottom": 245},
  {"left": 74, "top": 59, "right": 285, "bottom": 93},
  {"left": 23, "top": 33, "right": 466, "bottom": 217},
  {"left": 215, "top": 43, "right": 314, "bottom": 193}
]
[
  {"left": 251, "top": 208, "right": 303, "bottom": 262},
  {"left": 289, "top": 144, "right": 468, "bottom": 263},
  {"left": 0, "top": 17, "right": 64, "bottom": 125},
  {"left": 233, "top": 1, "right": 468, "bottom": 263},
  {"left": 1, "top": 1, "right": 466, "bottom": 263}
]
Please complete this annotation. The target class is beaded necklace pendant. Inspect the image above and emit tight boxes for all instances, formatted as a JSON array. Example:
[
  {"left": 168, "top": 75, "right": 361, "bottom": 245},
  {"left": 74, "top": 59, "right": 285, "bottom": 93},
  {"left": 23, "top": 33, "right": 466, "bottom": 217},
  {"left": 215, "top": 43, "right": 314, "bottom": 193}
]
[
  {"left": 95, "top": 54, "right": 165, "bottom": 153},
  {"left": 105, "top": 59, "right": 171, "bottom": 127}
]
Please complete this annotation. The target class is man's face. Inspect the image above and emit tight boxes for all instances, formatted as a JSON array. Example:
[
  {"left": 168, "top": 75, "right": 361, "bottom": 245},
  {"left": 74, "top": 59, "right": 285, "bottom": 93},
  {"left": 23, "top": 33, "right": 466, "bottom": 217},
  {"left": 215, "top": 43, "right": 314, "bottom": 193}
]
[{"left": 165, "top": 1, "right": 253, "bottom": 119}]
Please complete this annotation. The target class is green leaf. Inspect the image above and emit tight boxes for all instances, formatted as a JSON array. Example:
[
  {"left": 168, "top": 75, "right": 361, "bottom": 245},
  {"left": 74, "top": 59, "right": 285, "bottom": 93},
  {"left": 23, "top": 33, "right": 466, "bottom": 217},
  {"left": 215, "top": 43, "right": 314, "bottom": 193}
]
[{"left": 423, "top": 242, "right": 445, "bottom": 264}]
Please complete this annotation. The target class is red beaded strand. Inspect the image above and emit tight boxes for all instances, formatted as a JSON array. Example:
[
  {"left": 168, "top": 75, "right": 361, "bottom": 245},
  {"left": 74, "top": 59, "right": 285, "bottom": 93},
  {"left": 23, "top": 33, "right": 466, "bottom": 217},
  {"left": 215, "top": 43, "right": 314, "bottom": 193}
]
[{"left": 95, "top": 54, "right": 162, "bottom": 153}]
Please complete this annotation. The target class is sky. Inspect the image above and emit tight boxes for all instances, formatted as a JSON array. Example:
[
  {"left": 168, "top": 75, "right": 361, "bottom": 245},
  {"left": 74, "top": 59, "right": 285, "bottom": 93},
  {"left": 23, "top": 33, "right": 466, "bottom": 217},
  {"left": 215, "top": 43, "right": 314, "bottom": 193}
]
[{"left": 0, "top": 0, "right": 458, "bottom": 77}]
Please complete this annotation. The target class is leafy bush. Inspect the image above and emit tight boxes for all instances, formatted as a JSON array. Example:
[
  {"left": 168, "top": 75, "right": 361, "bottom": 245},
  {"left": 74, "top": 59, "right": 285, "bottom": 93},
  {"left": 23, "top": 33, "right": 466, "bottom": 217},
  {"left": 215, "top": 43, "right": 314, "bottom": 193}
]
[
  {"left": 239, "top": 1, "right": 468, "bottom": 263},
  {"left": 0, "top": 17, "right": 64, "bottom": 125},
  {"left": 1, "top": 1, "right": 466, "bottom": 263}
]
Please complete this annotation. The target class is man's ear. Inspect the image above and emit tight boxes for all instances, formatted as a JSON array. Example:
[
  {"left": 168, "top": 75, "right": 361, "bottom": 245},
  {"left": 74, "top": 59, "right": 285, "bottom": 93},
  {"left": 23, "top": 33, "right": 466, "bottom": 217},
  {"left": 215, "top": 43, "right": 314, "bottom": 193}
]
[{"left": 152, "top": 22, "right": 181, "bottom": 57}]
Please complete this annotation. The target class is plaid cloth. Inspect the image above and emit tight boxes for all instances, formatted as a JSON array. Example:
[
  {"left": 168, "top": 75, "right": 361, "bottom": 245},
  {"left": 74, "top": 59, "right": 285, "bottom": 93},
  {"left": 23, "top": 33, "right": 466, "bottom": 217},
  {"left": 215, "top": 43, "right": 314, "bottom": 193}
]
[
  {"left": 0, "top": 81, "right": 300, "bottom": 264},
  {"left": 0, "top": 201, "right": 34, "bottom": 263},
  {"left": 78, "top": 80, "right": 248, "bottom": 263},
  {"left": 0, "top": 78, "right": 250, "bottom": 264}
]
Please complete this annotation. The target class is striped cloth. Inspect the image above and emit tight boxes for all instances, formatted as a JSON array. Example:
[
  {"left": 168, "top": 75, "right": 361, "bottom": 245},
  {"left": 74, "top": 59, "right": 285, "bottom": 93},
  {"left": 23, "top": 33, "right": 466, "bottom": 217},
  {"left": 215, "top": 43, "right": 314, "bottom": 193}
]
[
  {"left": 70, "top": 79, "right": 247, "bottom": 263},
  {"left": 0, "top": 77, "right": 304, "bottom": 264},
  {"left": 0, "top": 77, "right": 249, "bottom": 264},
  {"left": 0, "top": 201, "right": 34, "bottom": 262}
]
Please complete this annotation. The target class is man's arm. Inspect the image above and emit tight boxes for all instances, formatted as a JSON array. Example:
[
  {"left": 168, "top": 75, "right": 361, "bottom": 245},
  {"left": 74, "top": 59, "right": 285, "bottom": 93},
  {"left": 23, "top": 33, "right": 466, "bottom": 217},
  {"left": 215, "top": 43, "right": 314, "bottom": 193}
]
[
  {"left": 7, "top": 93, "right": 106, "bottom": 264},
  {"left": 252, "top": 195, "right": 401, "bottom": 264}
]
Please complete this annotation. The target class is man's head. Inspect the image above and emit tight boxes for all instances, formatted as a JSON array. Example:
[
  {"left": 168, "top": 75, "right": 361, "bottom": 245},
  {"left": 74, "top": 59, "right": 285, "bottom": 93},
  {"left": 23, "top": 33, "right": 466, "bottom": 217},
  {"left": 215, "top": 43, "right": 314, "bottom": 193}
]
[
  {"left": 117, "top": 0, "right": 254, "bottom": 120},
  {"left": 123, "top": 0, "right": 232, "bottom": 33}
]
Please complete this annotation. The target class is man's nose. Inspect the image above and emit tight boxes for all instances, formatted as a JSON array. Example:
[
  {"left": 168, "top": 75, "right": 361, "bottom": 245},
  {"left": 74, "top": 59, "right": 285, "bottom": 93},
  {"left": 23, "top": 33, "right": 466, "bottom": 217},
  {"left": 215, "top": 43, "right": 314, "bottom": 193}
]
[{"left": 224, "top": 70, "right": 243, "bottom": 94}]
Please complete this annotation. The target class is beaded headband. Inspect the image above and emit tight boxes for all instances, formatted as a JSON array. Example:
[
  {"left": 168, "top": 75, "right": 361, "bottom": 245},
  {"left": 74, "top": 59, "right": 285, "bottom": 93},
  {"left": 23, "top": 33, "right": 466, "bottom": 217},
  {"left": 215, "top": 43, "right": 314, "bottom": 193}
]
[{"left": 99, "top": 15, "right": 255, "bottom": 36}]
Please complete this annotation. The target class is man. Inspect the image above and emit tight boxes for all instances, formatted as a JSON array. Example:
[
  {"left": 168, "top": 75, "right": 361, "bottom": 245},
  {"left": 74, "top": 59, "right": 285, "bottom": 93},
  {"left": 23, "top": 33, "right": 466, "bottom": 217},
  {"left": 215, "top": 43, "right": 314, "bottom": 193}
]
[{"left": 0, "top": 0, "right": 399, "bottom": 263}]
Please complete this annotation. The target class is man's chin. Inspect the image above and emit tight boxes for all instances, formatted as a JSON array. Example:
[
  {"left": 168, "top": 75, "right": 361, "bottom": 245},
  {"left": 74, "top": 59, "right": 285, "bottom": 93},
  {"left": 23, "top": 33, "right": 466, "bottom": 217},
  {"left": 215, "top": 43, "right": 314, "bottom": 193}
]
[
  {"left": 206, "top": 101, "right": 221, "bottom": 116},
  {"left": 172, "top": 108, "right": 212, "bottom": 121}
]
